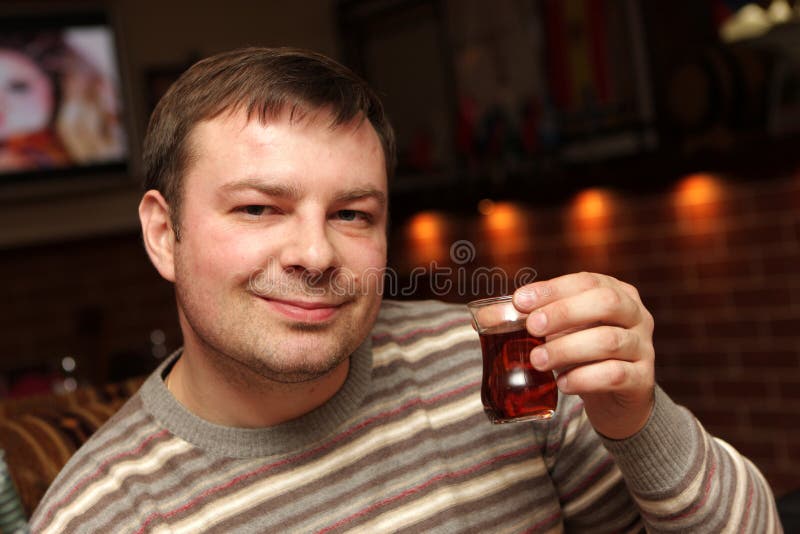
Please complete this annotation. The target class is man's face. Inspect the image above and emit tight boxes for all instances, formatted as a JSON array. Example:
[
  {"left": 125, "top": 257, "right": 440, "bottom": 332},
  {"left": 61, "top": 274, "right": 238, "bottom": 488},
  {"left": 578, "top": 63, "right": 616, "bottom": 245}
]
[{"left": 173, "top": 108, "right": 388, "bottom": 383}]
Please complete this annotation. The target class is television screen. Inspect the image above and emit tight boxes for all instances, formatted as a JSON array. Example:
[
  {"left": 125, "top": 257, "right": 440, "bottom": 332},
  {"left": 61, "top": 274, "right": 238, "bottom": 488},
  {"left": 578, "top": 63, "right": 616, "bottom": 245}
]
[{"left": 0, "top": 11, "right": 129, "bottom": 181}]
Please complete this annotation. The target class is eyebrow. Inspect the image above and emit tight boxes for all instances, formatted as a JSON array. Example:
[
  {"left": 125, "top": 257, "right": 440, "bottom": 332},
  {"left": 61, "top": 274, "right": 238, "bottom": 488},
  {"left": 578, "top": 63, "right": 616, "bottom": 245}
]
[
  {"left": 219, "top": 178, "right": 301, "bottom": 200},
  {"left": 335, "top": 187, "right": 387, "bottom": 208},
  {"left": 220, "top": 179, "right": 387, "bottom": 208}
]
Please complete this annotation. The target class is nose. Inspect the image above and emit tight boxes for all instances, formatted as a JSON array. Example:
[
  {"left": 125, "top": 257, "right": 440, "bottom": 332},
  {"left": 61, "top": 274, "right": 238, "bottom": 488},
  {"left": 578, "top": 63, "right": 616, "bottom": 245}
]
[{"left": 278, "top": 216, "right": 339, "bottom": 275}]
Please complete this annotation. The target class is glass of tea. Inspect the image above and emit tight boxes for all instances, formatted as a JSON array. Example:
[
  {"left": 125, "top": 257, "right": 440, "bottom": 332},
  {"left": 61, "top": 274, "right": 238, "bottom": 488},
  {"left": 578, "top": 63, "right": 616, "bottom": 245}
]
[{"left": 467, "top": 295, "right": 557, "bottom": 423}]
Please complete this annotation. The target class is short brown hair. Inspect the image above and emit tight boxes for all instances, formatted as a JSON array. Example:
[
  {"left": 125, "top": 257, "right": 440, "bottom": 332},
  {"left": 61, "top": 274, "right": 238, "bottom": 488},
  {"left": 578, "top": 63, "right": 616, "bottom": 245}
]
[{"left": 141, "top": 47, "right": 396, "bottom": 235}]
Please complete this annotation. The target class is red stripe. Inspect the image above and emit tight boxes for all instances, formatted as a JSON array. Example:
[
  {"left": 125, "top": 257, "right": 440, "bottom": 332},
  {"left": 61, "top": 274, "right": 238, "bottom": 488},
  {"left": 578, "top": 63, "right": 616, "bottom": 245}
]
[
  {"left": 543, "top": 400, "right": 585, "bottom": 455},
  {"left": 134, "top": 380, "right": 481, "bottom": 532},
  {"left": 371, "top": 316, "right": 472, "bottom": 344},
  {"left": 40, "top": 428, "right": 170, "bottom": 528},
  {"left": 561, "top": 456, "right": 615, "bottom": 501},
  {"left": 316, "top": 443, "right": 542, "bottom": 534},
  {"left": 521, "top": 510, "right": 562, "bottom": 533},
  {"left": 738, "top": 473, "right": 754, "bottom": 534},
  {"left": 672, "top": 457, "right": 718, "bottom": 520}
]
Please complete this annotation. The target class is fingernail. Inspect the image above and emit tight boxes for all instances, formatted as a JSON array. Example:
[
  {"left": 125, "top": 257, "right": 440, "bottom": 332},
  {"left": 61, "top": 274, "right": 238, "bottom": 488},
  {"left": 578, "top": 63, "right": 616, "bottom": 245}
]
[
  {"left": 515, "top": 289, "right": 536, "bottom": 308},
  {"left": 557, "top": 373, "right": 568, "bottom": 391},
  {"left": 531, "top": 347, "right": 548, "bottom": 369},
  {"left": 529, "top": 311, "right": 547, "bottom": 334}
]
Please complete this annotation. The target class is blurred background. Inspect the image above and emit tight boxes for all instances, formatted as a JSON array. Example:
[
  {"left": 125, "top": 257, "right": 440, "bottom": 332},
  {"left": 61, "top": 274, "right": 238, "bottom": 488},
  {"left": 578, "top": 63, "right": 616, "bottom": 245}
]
[{"left": 0, "top": 0, "right": 798, "bottom": 498}]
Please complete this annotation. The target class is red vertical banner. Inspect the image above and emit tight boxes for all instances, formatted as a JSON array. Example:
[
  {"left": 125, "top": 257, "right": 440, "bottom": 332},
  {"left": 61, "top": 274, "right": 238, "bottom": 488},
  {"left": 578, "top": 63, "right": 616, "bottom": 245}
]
[
  {"left": 587, "top": 0, "right": 611, "bottom": 105},
  {"left": 565, "top": 0, "right": 592, "bottom": 112},
  {"left": 544, "top": 0, "right": 571, "bottom": 110}
]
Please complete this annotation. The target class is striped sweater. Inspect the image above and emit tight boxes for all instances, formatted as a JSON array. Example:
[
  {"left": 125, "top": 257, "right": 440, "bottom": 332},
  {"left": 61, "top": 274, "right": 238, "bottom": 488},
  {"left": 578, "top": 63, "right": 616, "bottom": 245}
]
[{"left": 30, "top": 300, "right": 781, "bottom": 533}]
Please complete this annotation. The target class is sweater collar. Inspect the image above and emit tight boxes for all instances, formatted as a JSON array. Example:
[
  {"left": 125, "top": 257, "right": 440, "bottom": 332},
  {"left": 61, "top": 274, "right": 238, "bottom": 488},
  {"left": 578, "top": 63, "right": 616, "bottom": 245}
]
[{"left": 140, "top": 337, "right": 373, "bottom": 457}]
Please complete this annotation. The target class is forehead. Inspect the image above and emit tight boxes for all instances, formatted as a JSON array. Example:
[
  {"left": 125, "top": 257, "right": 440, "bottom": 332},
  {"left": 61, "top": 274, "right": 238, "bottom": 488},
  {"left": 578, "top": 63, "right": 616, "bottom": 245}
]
[{"left": 183, "top": 108, "right": 388, "bottom": 194}]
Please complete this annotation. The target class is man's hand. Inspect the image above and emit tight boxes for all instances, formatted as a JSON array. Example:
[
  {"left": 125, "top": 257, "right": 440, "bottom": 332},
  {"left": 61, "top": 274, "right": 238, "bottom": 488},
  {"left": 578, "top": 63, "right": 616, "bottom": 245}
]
[{"left": 513, "top": 272, "right": 656, "bottom": 439}]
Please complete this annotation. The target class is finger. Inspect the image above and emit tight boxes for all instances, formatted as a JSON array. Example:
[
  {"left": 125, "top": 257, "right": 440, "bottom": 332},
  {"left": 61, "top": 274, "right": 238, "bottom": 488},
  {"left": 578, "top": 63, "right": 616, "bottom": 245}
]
[
  {"left": 513, "top": 272, "right": 615, "bottom": 313},
  {"left": 525, "top": 286, "right": 642, "bottom": 338},
  {"left": 531, "top": 326, "right": 643, "bottom": 371},
  {"left": 544, "top": 322, "right": 601, "bottom": 342},
  {"left": 554, "top": 359, "right": 647, "bottom": 396}
]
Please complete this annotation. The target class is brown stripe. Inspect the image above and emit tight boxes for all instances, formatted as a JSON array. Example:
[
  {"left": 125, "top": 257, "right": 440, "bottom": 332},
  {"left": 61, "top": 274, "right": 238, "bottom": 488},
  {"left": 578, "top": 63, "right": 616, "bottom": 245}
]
[
  {"left": 372, "top": 316, "right": 472, "bottom": 348},
  {"left": 135, "top": 381, "right": 492, "bottom": 529},
  {"left": 238, "top": 415, "right": 527, "bottom": 532},
  {"left": 36, "top": 426, "right": 173, "bottom": 529},
  {"left": 88, "top": 446, "right": 216, "bottom": 532},
  {"left": 414, "top": 481, "right": 561, "bottom": 533},
  {"left": 40, "top": 397, "right": 153, "bottom": 502}
]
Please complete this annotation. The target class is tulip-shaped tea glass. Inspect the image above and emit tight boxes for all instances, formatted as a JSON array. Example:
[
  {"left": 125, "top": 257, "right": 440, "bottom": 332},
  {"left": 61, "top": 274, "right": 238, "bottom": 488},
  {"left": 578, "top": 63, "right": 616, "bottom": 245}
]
[{"left": 468, "top": 295, "right": 557, "bottom": 423}]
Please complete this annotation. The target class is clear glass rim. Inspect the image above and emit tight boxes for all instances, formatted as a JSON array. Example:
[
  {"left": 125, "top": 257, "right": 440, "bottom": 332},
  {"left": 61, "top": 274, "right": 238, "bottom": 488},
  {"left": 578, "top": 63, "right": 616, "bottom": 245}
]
[{"left": 466, "top": 294, "right": 514, "bottom": 308}]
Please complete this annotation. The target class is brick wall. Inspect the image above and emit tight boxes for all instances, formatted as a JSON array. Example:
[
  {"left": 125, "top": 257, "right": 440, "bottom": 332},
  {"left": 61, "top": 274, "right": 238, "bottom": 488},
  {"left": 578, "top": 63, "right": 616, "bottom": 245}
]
[
  {"left": 0, "top": 170, "right": 797, "bottom": 497},
  {"left": 0, "top": 233, "right": 180, "bottom": 388},
  {"left": 389, "top": 171, "right": 800, "bottom": 497}
]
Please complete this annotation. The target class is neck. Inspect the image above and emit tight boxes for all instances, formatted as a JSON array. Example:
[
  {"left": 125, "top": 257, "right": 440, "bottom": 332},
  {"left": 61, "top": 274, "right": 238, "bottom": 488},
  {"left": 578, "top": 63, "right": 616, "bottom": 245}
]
[{"left": 166, "top": 349, "right": 350, "bottom": 428}]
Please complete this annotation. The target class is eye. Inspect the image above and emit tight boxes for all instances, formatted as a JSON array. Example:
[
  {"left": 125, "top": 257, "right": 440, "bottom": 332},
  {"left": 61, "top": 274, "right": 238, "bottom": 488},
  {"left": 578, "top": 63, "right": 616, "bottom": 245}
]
[
  {"left": 336, "top": 209, "right": 370, "bottom": 223},
  {"left": 240, "top": 205, "right": 267, "bottom": 216}
]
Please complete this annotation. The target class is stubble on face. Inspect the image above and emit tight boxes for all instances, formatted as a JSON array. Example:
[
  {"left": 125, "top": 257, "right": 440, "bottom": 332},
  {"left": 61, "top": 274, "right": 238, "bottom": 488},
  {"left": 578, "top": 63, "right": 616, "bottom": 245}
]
[
  {"left": 174, "top": 258, "right": 381, "bottom": 387},
  {"left": 170, "top": 110, "right": 387, "bottom": 390}
]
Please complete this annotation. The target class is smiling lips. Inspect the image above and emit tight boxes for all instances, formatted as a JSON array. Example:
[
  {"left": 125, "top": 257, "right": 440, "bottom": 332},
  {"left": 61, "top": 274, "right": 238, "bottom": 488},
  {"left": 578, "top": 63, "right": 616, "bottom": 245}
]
[{"left": 262, "top": 296, "right": 345, "bottom": 323}]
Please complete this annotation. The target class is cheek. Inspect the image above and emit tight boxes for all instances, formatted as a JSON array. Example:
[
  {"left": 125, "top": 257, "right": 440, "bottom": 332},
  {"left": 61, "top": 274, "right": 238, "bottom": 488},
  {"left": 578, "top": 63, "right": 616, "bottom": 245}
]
[
  {"left": 339, "top": 238, "right": 387, "bottom": 293},
  {"left": 182, "top": 228, "right": 267, "bottom": 290},
  {"left": 344, "top": 235, "right": 386, "bottom": 269}
]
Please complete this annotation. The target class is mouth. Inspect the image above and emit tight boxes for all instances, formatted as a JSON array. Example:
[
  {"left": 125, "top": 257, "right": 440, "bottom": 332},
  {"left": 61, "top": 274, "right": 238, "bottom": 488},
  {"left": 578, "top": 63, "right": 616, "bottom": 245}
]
[{"left": 259, "top": 296, "right": 347, "bottom": 323}]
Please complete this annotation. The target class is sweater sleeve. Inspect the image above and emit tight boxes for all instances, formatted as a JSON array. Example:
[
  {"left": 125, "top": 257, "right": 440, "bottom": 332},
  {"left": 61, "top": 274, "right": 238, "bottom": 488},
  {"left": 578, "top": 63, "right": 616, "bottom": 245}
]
[
  {"left": 600, "top": 386, "right": 783, "bottom": 533},
  {"left": 542, "top": 392, "right": 645, "bottom": 532}
]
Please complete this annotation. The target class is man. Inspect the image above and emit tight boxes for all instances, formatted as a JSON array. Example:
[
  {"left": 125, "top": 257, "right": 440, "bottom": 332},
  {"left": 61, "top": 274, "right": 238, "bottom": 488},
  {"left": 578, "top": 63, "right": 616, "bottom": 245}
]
[{"left": 31, "top": 47, "right": 781, "bottom": 533}]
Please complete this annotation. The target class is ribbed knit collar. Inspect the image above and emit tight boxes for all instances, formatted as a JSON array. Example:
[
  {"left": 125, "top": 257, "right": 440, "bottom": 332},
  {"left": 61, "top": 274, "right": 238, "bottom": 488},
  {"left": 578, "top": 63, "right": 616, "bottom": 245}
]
[{"left": 140, "top": 338, "right": 373, "bottom": 458}]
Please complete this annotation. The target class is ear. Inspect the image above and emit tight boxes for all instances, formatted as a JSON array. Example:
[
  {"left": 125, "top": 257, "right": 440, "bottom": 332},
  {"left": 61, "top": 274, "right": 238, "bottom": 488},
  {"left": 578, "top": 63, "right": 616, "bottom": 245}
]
[{"left": 139, "top": 190, "right": 177, "bottom": 282}]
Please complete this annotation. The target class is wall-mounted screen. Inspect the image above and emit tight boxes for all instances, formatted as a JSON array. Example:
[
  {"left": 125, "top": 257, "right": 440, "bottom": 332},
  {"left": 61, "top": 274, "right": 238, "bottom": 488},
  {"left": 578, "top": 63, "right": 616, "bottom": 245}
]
[{"left": 0, "top": 11, "right": 129, "bottom": 182}]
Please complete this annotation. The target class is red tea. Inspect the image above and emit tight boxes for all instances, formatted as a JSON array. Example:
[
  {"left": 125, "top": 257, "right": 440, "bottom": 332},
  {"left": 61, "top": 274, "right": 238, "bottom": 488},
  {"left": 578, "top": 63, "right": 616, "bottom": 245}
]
[{"left": 479, "top": 324, "right": 557, "bottom": 423}]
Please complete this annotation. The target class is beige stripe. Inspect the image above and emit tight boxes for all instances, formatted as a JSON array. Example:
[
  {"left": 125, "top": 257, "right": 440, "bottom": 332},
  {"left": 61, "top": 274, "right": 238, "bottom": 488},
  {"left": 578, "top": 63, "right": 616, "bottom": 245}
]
[
  {"left": 160, "top": 396, "right": 483, "bottom": 533},
  {"left": 356, "top": 362, "right": 480, "bottom": 421},
  {"left": 373, "top": 325, "right": 476, "bottom": 366},
  {"left": 376, "top": 301, "right": 461, "bottom": 322},
  {"left": 41, "top": 437, "right": 193, "bottom": 534},
  {"left": 715, "top": 438, "right": 748, "bottom": 534},
  {"left": 356, "top": 459, "right": 546, "bottom": 532},
  {"left": 301, "top": 427, "right": 536, "bottom": 532},
  {"left": 747, "top": 456, "right": 777, "bottom": 533},
  {"left": 426, "top": 391, "right": 482, "bottom": 428},
  {"left": 143, "top": 397, "right": 485, "bottom": 529},
  {"left": 562, "top": 464, "right": 623, "bottom": 516},
  {"left": 36, "top": 411, "right": 156, "bottom": 507},
  {"left": 632, "top": 425, "right": 710, "bottom": 514},
  {"left": 374, "top": 306, "right": 467, "bottom": 334},
  {"left": 357, "top": 379, "right": 480, "bottom": 423},
  {"left": 561, "top": 408, "right": 585, "bottom": 449},
  {"left": 145, "top": 395, "right": 483, "bottom": 530}
]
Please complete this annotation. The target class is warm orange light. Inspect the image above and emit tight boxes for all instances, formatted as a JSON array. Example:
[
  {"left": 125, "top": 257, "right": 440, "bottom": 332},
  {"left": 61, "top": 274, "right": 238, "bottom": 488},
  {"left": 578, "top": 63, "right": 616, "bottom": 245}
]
[
  {"left": 573, "top": 188, "right": 611, "bottom": 220},
  {"left": 567, "top": 188, "right": 615, "bottom": 269},
  {"left": 406, "top": 211, "right": 449, "bottom": 265},
  {"left": 675, "top": 173, "right": 721, "bottom": 206},
  {"left": 673, "top": 173, "right": 725, "bottom": 236},
  {"left": 408, "top": 212, "right": 445, "bottom": 242},
  {"left": 482, "top": 202, "right": 530, "bottom": 266},
  {"left": 485, "top": 202, "right": 521, "bottom": 233}
]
